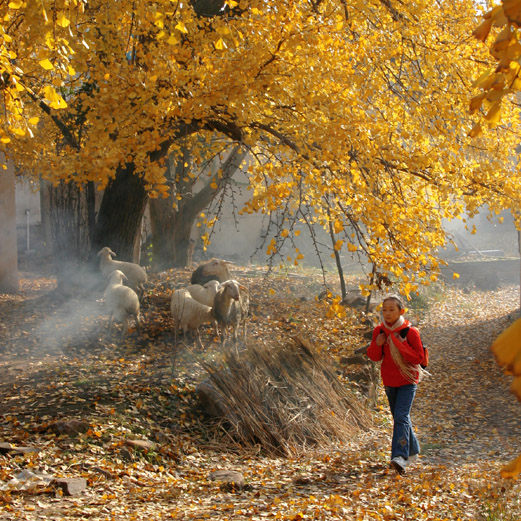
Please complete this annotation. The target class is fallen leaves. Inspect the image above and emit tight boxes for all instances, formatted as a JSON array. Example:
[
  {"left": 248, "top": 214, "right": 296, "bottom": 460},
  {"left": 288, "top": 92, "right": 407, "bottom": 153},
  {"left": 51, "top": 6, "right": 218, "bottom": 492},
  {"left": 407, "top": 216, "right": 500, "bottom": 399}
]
[{"left": 1, "top": 269, "right": 521, "bottom": 519}]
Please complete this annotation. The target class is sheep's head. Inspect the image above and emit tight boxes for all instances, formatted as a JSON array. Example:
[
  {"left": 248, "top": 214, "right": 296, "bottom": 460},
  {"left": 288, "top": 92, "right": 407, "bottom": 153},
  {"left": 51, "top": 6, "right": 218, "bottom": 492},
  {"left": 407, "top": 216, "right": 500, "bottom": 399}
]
[
  {"left": 98, "top": 246, "right": 116, "bottom": 258},
  {"left": 202, "top": 258, "right": 231, "bottom": 281},
  {"left": 107, "top": 270, "right": 127, "bottom": 285},
  {"left": 222, "top": 280, "right": 240, "bottom": 301}
]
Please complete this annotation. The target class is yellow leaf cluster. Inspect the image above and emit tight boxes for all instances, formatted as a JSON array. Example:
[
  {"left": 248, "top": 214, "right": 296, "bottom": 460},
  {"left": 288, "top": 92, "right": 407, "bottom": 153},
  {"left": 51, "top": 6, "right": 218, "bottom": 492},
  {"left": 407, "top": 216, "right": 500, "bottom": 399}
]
[
  {"left": 471, "top": 1, "right": 521, "bottom": 128},
  {"left": 490, "top": 316, "right": 521, "bottom": 476},
  {"left": 1, "top": 0, "right": 521, "bottom": 303}
]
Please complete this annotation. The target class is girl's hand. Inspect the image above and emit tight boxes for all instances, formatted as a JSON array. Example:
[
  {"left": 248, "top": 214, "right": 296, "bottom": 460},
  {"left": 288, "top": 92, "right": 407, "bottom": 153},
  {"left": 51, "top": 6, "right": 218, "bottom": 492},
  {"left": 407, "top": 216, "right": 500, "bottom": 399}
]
[{"left": 376, "top": 331, "right": 386, "bottom": 347}]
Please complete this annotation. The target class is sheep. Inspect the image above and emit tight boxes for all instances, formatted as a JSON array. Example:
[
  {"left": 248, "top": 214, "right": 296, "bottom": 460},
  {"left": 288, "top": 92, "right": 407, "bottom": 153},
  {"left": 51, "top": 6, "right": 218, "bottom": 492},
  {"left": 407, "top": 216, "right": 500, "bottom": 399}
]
[
  {"left": 190, "top": 258, "right": 231, "bottom": 285},
  {"left": 187, "top": 280, "right": 221, "bottom": 307},
  {"left": 104, "top": 270, "right": 142, "bottom": 337},
  {"left": 212, "top": 279, "right": 249, "bottom": 349},
  {"left": 187, "top": 280, "right": 221, "bottom": 337},
  {"left": 97, "top": 247, "right": 147, "bottom": 298},
  {"left": 170, "top": 288, "right": 215, "bottom": 348}
]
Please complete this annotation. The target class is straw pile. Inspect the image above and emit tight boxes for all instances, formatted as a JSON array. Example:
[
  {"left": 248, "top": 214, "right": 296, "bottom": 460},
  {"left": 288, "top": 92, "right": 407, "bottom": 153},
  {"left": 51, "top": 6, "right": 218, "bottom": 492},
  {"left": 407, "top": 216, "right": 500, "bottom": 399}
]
[{"left": 198, "top": 335, "right": 373, "bottom": 456}]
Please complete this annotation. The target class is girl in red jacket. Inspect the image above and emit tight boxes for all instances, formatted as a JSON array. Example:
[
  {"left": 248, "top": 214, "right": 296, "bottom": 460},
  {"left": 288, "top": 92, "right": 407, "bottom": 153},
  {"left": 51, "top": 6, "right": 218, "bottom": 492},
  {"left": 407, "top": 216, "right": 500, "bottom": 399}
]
[{"left": 367, "top": 294, "right": 425, "bottom": 474}]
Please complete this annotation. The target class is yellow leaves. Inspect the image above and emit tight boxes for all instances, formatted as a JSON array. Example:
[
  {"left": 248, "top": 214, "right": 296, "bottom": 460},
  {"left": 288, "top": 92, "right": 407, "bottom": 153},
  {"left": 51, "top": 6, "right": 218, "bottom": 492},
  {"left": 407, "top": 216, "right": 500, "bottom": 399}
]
[
  {"left": 472, "top": 69, "right": 496, "bottom": 91},
  {"left": 473, "top": 18, "right": 494, "bottom": 42},
  {"left": 333, "top": 240, "right": 343, "bottom": 251},
  {"left": 347, "top": 243, "right": 357, "bottom": 252},
  {"left": 491, "top": 25, "right": 514, "bottom": 55},
  {"left": 491, "top": 318, "right": 521, "bottom": 405},
  {"left": 469, "top": 93, "right": 485, "bottom": 115},
  {"left": 484, "top": 101, "right": 501, "bottom": 127},
  {"left": 44, "top": 31, "right": 56, "bottom": 51},
  {"left": 215, "top": 38, "right": 227, "bottom": 50},
  {"left": 210, "top": 180, "right": 218, "bottom": 189},
  {"left": 280, "top": 228, "right": 289, "bottom": 238},
  {"left": 8, "top": 1, "right": 23, "bottom": 9},
  {"left": 41, "top": 85, "right": 67, "bottom": 109},
  {"left": 167, "top": 34, "right": 180, "bottom": 45},
  {"left": 503, "top": 0, "right": 521, "bottom": 21},
  {"left": 492, "top": 317, "right": 521, "bottom": 368},
  {"left": 491, "top": 315, "right": 521, "bottom": 478},
  {"left": 56, "top": 13, "right": 70, "bottom": 28},
  {"left": 468, "top": 122, "right": 482, "bottom": 137},
  {"left": 11, "top": 127, "right": 25, "bottom": 137},
  {"left": 500, "top": 453, "right": 521, "bottom": 478},
  {"left": 39, "top": 58, "right": 54, "bottom": 71},
  {"left": 175, "top": 21, "right": 188, "bottom": 34},
  {"left": 333, "top": 220, "right": 343, "bottom": 234}
]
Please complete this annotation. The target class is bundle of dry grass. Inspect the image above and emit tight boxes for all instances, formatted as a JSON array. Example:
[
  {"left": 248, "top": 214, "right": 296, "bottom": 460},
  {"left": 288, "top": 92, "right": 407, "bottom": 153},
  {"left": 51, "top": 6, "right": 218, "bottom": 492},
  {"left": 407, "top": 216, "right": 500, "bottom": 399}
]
[{"left": 198, "top": 335, "right": 373, "bottom": 457}]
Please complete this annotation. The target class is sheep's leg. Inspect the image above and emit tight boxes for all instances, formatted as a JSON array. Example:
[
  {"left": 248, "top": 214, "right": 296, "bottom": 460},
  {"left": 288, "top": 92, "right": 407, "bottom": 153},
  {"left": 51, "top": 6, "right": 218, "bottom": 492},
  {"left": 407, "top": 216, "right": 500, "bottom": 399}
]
[
  {"left": 122, "top": 317, "right": 129, "bottom": 337},
  {"left": 107, "top": 314, "right": 114, "bottom": 340},
  {"left": 173, "top": 319, "right": 179, "bottom": 346},
  {"left": 195, "top": 328, "right": 205, "bottom": 350},
  {"left": 134, "top": 313, "right": 143, "bottom": 334},
  {"left": 219, "top": 325, "right": 227, "bottom": 346},
  {"left": 213, "top": 320, "right": 220, "bottom": 341}
]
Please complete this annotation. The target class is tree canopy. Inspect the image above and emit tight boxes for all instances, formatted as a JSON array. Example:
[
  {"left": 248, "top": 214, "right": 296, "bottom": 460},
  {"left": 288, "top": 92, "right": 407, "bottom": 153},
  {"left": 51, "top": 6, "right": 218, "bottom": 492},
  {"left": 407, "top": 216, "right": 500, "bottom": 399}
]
[{"left": 2, "top": 0, "right": 521, "bottom": 294}]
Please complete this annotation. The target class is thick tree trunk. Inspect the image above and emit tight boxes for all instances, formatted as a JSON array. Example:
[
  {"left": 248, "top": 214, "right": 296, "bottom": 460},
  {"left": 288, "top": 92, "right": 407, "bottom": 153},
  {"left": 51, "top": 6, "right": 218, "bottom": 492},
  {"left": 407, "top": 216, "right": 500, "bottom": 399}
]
[
  {"left": 149, "top": 194, "right": 177, "bottom": 271},
  {"left": 149, "top": 145, "right": 247, "bottom": 269},
  {"left": 173, "top": 202, "right": 197, "bottom": 268},
  {"left": 91, "top": 163, "right": 148, "bottom": 263},
  {"left": 45, "top": 180, "right": 92, "bottom": 294},
  {"left": 149, "top": 194, "right": 198, "bottom": 269}
]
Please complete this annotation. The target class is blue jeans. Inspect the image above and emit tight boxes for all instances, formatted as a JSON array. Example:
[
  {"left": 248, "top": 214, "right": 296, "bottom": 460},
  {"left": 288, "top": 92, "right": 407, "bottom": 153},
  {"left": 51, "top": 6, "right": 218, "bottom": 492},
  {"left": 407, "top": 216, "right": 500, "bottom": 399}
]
[{"left": 385, "top": 384, "right": 420, "bottom": 460}]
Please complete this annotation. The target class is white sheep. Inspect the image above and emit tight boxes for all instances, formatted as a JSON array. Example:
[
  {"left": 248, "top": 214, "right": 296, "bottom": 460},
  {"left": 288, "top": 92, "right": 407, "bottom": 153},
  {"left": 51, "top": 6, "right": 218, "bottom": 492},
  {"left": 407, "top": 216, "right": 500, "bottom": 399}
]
[
  {"left": 170, "top": 288, "right": 215, "bottom": 348},
  {"left": 187, "top": 280, "right": 221, "bottom": 307},
  {"left": 104, "top": 270, "right": 142, "bottom": 337},
  {"left": 190, "top": 258, "right": 231, "bottom": 285},
  {"left": 98, "top": 247, "right": 147, "bottom": 298},
  {"left": 213, "top": 279, "right": 249, "bottom": 348}
]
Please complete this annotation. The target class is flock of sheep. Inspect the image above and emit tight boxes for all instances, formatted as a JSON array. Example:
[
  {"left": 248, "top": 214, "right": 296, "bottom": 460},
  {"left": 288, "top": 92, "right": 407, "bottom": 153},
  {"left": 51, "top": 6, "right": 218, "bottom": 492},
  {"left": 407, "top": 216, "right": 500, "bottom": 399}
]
[{"left": 97, "top": 247, "right": 249, "bottom": 348}]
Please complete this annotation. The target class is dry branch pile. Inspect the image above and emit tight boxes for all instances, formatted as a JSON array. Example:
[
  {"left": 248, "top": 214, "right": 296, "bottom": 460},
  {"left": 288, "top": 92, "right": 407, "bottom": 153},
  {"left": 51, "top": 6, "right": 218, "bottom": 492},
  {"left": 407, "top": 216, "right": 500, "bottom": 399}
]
[{"left": 199, "top": 335, "right": 373, "bottom": 456}]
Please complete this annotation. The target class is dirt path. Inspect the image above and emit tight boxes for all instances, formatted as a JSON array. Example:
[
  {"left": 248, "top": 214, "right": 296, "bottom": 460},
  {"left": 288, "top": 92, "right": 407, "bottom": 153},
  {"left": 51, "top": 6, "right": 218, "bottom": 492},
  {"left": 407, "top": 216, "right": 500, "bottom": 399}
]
[{"left": 414, "top": 285, "right": 521, "bottom": 468}]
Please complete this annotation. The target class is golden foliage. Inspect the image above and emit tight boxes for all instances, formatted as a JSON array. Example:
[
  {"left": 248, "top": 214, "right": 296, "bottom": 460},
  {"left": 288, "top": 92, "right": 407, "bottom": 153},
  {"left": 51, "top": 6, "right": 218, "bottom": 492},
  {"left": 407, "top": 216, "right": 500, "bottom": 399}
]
[
  {"left": 491, "top": 316, "right": 521, "bottom": 477},
  {"left": 471, "top": 1, "right": 521, "bottom": 128},
  {"left": 1, "top": 0, "right": 521, "bottom": 294}
]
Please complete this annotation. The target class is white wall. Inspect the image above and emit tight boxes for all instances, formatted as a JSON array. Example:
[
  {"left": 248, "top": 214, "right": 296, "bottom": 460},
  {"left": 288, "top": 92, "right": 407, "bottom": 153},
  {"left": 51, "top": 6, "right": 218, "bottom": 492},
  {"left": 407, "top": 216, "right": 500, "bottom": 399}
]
[{"left": 15, "top": 177, "right": 41, "bottom": 226}]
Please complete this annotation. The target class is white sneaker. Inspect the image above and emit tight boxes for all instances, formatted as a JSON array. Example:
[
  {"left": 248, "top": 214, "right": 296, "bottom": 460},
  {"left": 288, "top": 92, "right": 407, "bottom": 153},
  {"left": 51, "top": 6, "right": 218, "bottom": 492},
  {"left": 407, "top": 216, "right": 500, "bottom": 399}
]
[{"left": 390, "top": 456, "right": 407, "bottom": 474}]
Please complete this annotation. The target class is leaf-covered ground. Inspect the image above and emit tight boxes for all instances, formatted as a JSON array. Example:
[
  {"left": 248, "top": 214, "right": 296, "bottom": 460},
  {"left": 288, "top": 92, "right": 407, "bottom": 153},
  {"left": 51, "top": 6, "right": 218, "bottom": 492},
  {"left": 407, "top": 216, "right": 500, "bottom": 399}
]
[{"left": 1, "top": 262, "right": 521, "bottom": 520}]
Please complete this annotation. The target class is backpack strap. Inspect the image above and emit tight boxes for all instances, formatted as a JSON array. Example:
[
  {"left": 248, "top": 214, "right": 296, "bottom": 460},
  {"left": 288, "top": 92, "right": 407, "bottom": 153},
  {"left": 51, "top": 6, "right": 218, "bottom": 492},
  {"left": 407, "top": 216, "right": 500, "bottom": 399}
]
[{"left": 399, "top": 326, "right": 410, "bottom": 339}]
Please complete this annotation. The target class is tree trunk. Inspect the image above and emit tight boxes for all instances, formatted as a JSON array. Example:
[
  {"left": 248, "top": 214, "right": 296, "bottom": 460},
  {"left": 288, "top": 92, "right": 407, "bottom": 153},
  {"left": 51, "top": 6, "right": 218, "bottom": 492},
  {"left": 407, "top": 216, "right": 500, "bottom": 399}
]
[
  {"left": 149, "top": 145, "right": 248, "bottom": 269},
  {"left": 149, "top": 193, "right": 199, "bottom": 269},
  {"left": 173, "top": 201, "right": 197, "bottom": 267},
  {"left": 91, "top": 163, "right": 148, "bottom": 263},
  {"left": 46, "top": 180, "right": 91, "bottom": 294},
  {"left": 86, "top": 181, "right": 96, "bottom": 248},
  {"left": 149, "top": 193, "right": 177, "bottom": 271}
]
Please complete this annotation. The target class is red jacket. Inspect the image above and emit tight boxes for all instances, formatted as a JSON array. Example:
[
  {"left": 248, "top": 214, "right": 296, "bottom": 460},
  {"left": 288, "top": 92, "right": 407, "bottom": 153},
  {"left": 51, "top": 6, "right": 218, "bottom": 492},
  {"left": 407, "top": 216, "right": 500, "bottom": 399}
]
[{"left": 366, "top": 319, "right": 424, "bottom": 387}]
